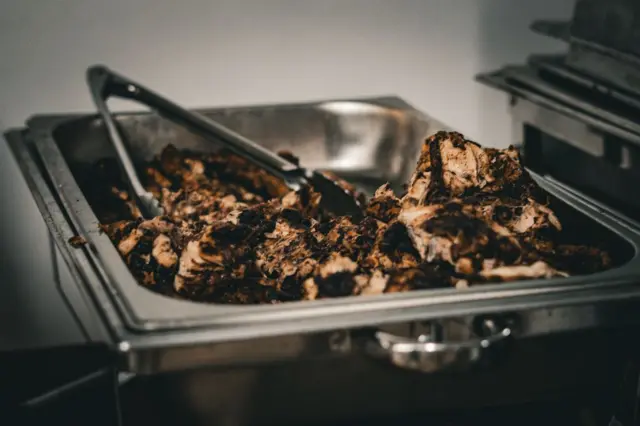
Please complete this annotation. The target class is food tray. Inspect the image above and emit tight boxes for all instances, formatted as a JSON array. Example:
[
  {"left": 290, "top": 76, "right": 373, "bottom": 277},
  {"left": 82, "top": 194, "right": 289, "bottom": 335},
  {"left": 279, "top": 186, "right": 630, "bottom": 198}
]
[{"left": 10, "top": 96, "right": 640, "bottom": 375}]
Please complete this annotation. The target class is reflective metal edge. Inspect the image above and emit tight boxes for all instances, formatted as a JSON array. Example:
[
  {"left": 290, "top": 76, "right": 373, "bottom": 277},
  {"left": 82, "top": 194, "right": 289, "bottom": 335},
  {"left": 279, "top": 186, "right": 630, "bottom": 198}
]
[{"left": 4, "top": 129, "right": 116, "bottom": 346}]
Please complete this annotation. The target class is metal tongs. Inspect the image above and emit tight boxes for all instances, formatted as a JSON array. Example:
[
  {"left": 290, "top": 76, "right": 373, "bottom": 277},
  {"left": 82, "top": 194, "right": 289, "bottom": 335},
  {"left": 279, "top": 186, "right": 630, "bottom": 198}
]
[{"left": 86, "top": 65, "right": 363, "bottom": 219}]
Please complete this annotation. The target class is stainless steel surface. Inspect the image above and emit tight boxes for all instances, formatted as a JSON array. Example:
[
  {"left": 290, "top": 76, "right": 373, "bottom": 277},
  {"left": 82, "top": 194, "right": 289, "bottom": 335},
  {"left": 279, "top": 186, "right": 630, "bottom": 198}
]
[
  {"left": 566, "top": 43, "right": 640, "bottom": 96},
  {"left": 11, "top": 97, "right": 640, "bottom": 376},
  {"left": 478, "top": 65, "right": 640, "bottom": 150},
  {"left": 0, "top": 130, "right": 87, "bottom": 352},
  {"left": 531, "top": 0, "right": 640, "bottom": 98},
  {"left": 477, "top": 65, "right": 640, "bottom": 160},
  {"left": 87, "top": 65, "right": 363, "bottom": 218},
  {"left": 119, "top": 328, "right": 630, "bottom": 426},
  {"left": 527, "top": 54, "right": 640, "bottom": 112},
  {"left": 87, "top": 66, "right": 163, "bottom": 218},
  {"left": 366, "top": 318, "right": 512, "bottom": 373}
]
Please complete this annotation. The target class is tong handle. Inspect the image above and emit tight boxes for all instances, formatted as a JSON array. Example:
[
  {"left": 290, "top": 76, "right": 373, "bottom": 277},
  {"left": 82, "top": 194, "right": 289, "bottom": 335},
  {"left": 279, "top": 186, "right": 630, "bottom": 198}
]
[
  {"left": 87, "top": 66, "right": 161, "bottom": 218},
  {"left": 87, "top": 65, "right": 300, "bottom": 182}
]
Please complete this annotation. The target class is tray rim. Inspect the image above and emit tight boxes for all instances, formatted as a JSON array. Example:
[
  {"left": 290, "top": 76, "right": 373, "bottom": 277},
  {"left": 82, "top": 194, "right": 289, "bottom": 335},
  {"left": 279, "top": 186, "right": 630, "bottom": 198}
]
[
  {"left": 11, "top": 96, "right": 640, "bottom": 364},
  {"left": 475, "top": 64, "right": 640, "bottom": 144}
]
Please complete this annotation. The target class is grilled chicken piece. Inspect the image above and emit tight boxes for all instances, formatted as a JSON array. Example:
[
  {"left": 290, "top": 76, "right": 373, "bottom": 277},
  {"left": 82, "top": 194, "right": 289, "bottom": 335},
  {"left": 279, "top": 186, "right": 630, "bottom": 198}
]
[
  {"left": 396, "top": 131, "right": 571, "bottom": 278},
  {"left": 366, "top": 183, "right": 401, "bottom": 223},
  {"left": 302, "top": 254, "right": 398, "bottom": 300},
  {"left": 173, "top": 219, "right": 258, "bottom": 297},
  {"left": 302, "top": 253, "right": 360, "bottom": 300},
  {"left": 385, "top": 265, "right": 457, "bottom": 292},
  {"left": 469, "top": 194, "right": 562, "bottom": 235},
  {"left": 160, "top": 188, "right": 245, "bottom": 225},
  {"left": 312, "top": 216, "right": 372, "bottom": 262},
  {"left": 151, "top": 145, "right": 290, "bottom": 200},
  {"left": 402, "top": 131, "right": 542, "bottom": 205},
  {"left": 171, "top": 203, "right": 270, "bottom": 298},
  {"left": 147, "top": 146, "right": 290, "bottom": 225},
  {"left": 401, "top": 131, "right": 494, "bottom": 207},
  {"left": 253, "top": 189, "right": 322, "bottom": 295},
  {"left": 362, "top": 221, "right": 420, "bottom": 271},
  {"left": 399, "top": 200, "right": 523, "bottom": 272},
  {"left": 255, "top": 216, "right": 318, "bottom": 295},
  {"left": 478, "top": 261, "right": 567, "bottom": 281},
  {"left": 104, "top": 217, "right": 179, "bottom": 292},
  {"left": 170, "top": 187, "right": 323, "bottom": 300}
]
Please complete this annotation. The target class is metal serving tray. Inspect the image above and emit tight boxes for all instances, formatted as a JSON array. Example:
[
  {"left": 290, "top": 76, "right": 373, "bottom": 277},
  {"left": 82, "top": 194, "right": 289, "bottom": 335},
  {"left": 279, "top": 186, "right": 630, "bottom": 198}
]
[{"left": 9, "top": 96, "right": 640, "bottom": 376}]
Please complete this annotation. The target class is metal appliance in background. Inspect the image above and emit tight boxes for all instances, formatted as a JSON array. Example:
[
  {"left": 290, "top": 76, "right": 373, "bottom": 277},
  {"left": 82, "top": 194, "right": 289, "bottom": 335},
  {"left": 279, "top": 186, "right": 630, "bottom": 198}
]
[
  {"left": 479, "top": 0, "right": 640, "bottom": 220},
  {"left": 477, "top": 0, "right": 640, "bottom": 424},
  {"left": 5, "top": 1, "right": 640, "bottom": 425}
]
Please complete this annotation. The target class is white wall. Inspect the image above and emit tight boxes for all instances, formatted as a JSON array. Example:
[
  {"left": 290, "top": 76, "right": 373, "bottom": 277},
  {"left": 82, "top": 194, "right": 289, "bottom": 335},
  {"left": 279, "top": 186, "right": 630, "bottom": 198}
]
[
  {"left": 1, "top": 0, "right": 574, "bottom": 143},
  {"left": 0, "top": 0, "right": 575, "bottom": 349}
]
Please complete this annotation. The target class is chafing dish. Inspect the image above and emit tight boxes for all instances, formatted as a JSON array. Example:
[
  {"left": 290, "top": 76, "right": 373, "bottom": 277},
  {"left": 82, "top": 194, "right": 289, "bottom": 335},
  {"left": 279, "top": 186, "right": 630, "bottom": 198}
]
[{"left": 8, "top": 96, "right": 640, "bottom": 425}]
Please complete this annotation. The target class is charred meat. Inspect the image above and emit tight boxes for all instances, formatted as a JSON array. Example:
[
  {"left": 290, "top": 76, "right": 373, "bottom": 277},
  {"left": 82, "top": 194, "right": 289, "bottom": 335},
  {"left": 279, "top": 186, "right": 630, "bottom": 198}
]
[{"left": 87, "top": 131, "right": 611, "bottom": 304}]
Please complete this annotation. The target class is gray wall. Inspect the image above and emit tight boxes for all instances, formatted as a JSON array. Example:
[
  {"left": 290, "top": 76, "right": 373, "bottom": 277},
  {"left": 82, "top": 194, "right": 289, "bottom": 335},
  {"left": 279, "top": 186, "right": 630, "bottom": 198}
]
[
  {"left": 0, "top": 0, "right": 575, "bottom": 349},
  {"left": 1, "top": 0, "right": 574, "bottom": 142}
]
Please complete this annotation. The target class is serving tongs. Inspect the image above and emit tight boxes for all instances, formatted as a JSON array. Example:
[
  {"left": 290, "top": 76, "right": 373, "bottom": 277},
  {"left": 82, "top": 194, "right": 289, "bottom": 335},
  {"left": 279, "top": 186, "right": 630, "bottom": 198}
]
[{"left": 86, "top": 65, "right": 363, "bottom": 219}]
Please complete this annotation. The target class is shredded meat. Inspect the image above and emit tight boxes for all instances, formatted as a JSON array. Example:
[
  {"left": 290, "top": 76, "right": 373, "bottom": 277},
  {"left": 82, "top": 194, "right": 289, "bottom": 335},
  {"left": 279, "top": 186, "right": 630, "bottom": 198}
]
[{"left": 88, "top": 132, "right": 611, "bottom": 304}]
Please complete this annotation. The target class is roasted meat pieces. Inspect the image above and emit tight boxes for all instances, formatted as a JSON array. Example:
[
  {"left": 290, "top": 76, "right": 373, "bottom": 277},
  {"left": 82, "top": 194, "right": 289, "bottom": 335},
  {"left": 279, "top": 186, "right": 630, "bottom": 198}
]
[
  {"left": 91, "top": 131, "right": 611, "bottom": 304},
  {"left": 104, "top": 216, "right": 180, "bottom": 292}
]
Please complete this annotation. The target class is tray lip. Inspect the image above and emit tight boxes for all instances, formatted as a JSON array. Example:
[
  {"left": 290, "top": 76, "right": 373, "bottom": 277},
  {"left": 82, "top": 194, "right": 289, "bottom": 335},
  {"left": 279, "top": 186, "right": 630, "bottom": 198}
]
[
  {"left": 28, "top": 94, "right": 423, "bottom": 125},
  {"left": 15, "top": 96, "right": 640, "bottom": 353}
]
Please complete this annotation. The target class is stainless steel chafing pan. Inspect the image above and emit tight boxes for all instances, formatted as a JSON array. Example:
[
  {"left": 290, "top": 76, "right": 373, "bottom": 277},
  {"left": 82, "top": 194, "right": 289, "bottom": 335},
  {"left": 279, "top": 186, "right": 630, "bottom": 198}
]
[{"left": 8, "top": 96, "right": 640, "bottom": 425}]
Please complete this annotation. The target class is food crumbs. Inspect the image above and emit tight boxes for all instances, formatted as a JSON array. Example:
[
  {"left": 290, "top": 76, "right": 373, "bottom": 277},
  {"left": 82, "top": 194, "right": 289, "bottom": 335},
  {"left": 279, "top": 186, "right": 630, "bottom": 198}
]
[{"left": 68, "top": 235, "right": 87, "bottom": 248}]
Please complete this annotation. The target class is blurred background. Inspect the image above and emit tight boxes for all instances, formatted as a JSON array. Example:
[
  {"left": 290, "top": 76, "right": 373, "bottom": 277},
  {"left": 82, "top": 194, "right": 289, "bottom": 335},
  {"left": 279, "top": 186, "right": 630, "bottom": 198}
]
[{"left": 0, "top": 0, "right": 574, "bottom": 349}]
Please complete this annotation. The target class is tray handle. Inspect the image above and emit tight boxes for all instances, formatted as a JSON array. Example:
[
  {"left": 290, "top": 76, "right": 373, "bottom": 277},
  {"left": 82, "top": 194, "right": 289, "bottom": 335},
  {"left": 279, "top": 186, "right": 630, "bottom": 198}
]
[{"left": 363, "top": 318, "right": 512, "bottom": 373}]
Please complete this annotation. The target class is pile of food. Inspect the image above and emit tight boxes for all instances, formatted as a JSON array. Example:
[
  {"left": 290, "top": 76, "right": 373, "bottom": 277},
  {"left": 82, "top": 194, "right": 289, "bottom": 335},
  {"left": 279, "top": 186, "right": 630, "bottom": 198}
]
[{"left": 85, "top": 131, "right": 611, "bottom": 304}]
